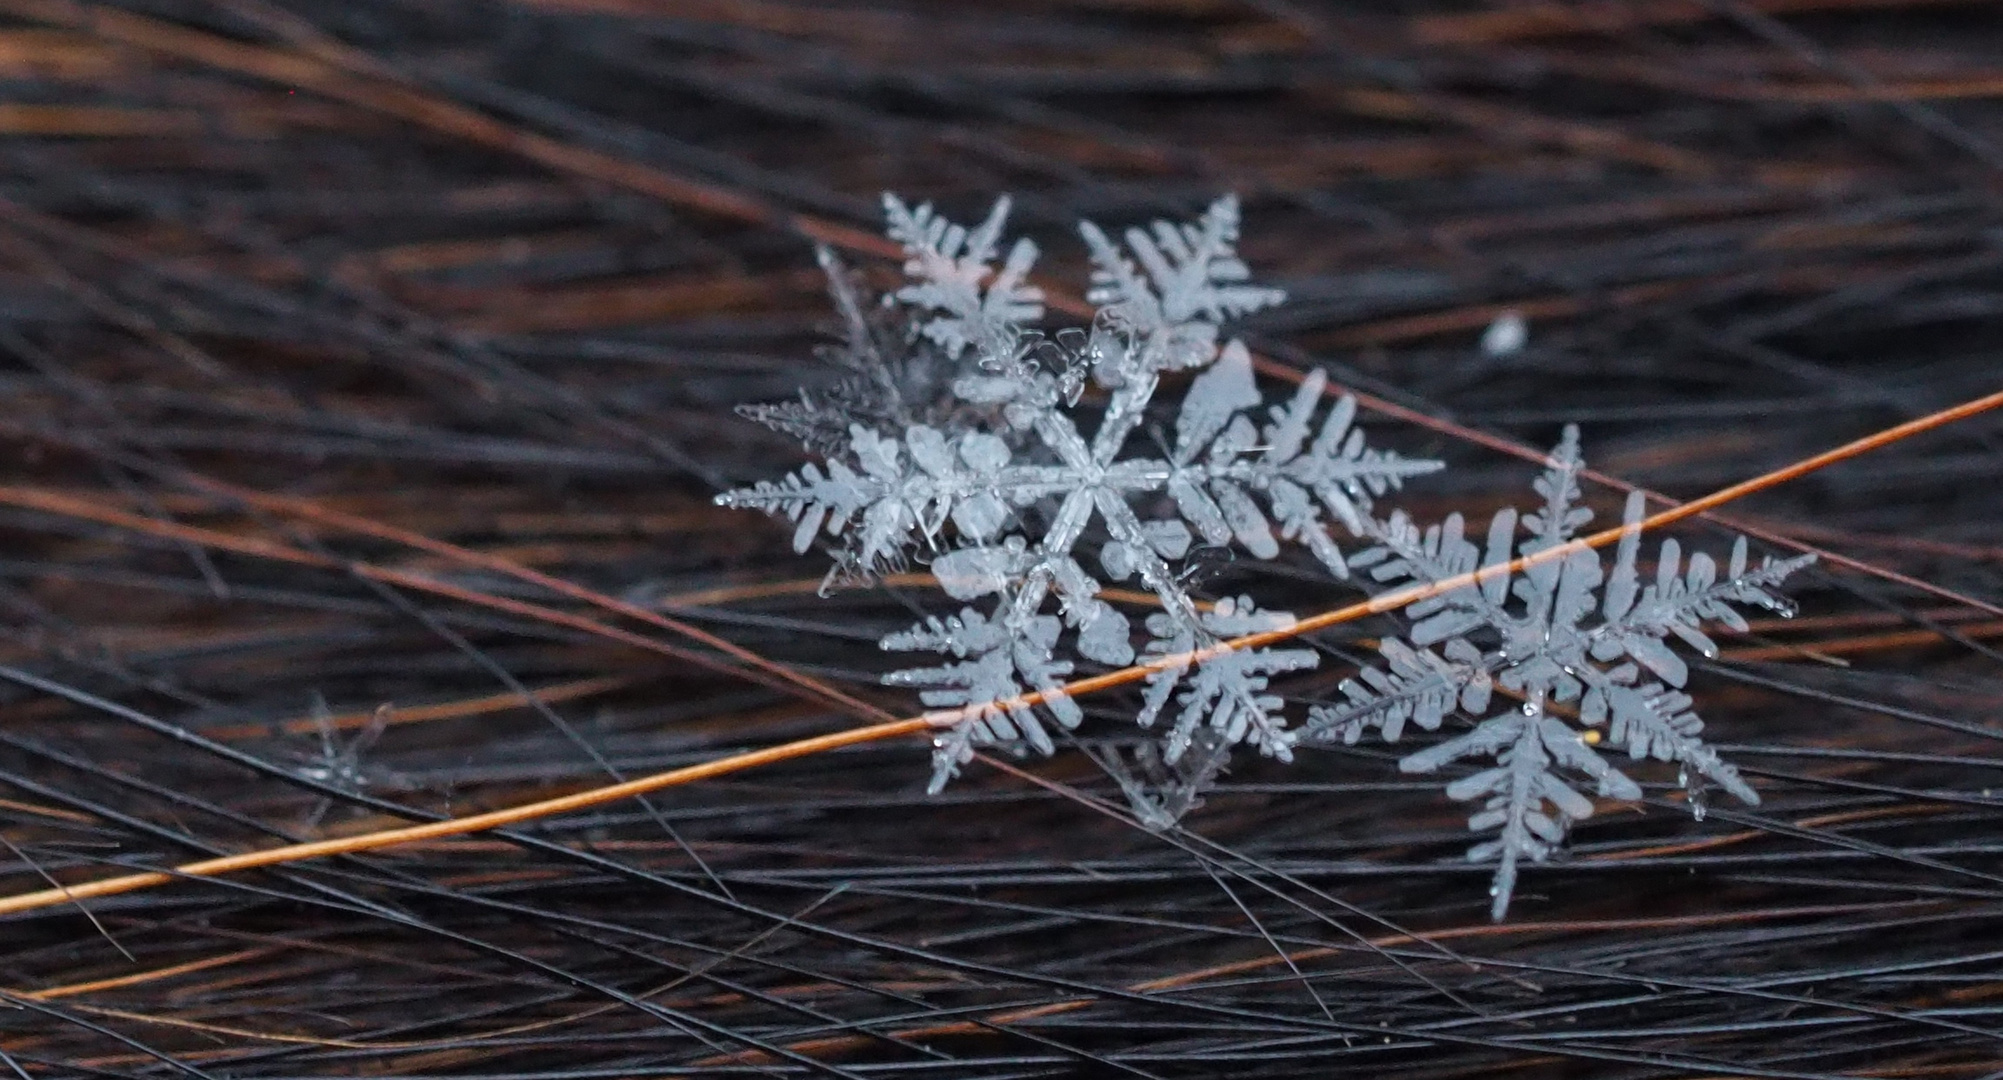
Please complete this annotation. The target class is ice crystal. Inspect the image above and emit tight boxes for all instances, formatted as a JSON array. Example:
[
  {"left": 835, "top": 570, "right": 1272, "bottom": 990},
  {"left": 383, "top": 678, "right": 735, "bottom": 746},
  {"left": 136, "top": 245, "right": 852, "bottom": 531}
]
[
  {"left": 1089, "top": 727, "right": 1234, "bottom": 832},
  {"left": 1302, "top": 427, "right": 1815, "bottom": 919},
  {"left": 292, "top": 696, "right": 390, "bottom": 829},
  {"left": 734, "top": 245, "right": 972, "bottom": 461},
  {"left": 719, "top": 194, "right": 1442, "bottom": 799}
]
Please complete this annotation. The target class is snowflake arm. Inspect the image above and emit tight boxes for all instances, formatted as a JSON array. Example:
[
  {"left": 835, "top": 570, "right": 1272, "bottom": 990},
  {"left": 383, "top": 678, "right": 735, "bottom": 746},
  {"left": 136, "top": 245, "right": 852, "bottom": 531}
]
[
  {"left": 1579, "top": 489, "right": 1815, "bottom": 806},
  {"left": 884, "top": 194, "right": 1044, "bottom": 362},
  {"left": 1079, "top": 195, "right": 1286, "bottom": 383},
  {"left": 1350, "top": 505, "right": 1518, "bottom": 645},
  {"left": 1163, "top": 343, "right": 1444, "bottom": 579},
  {"left": 1400, "top": 698, "right": 1642, "bottom": 920},
  {"left": 716, "top": 424, "right": 1019, "bottom": 585},
  {"left": 1136, "top": 596, "right": 1318, "bottom": 764},
  {"left": 1582, "top": 673, "right": 1756, "bottom": 808},
  {"left": 1593, "top": 490, "right": 1817, "bottom": 686},
  {"left": 1303, "top": 638, "right": 1493, "bottom": 745},
  {"left": 735, "top": 247, "right": 920, "bottom": 455},
  {"left": 883, "top": 605, "right": 1083, "bottom": 793}
]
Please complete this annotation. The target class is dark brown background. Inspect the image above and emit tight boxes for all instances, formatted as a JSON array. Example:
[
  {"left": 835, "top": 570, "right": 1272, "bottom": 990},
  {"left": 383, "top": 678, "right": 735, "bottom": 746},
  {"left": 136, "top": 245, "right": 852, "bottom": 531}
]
[{"left": 0, "top": 1, "right": 2001, "bottom": 1077}]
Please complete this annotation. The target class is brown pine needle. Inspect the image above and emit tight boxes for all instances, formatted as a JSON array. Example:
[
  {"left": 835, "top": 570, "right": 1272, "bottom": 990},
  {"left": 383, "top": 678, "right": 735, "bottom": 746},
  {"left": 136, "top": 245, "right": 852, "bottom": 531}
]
[
  {"left": 0, "top": 485, "right": 889, "bottom": 724},
  {"left": 5, "top": 0, "right": 1980, "bottom": 622},
  {"left": 165, "top": 471, "right": 901, "bottom": 721},
  {"left": 203, "top": 676, "right": 639, "bottom": 740}
]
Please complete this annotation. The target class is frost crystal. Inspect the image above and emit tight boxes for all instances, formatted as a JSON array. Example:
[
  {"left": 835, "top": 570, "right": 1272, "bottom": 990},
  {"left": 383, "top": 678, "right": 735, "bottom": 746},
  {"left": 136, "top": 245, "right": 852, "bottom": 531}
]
[
  {"left": 719, "top": 194, "right": 1442, "bottom": 803},
  {"left": 1089, "top": 727, "right": 1235, "bottom": 832},
  {"left": 292, "top": 696, "right": 391, "bottom": 830},
  {"left": 734, "top": 243, "right": 972, "bottom": 464},
  {"left": 1303, "top": 427, "right": 1815, "bottom": 919}
]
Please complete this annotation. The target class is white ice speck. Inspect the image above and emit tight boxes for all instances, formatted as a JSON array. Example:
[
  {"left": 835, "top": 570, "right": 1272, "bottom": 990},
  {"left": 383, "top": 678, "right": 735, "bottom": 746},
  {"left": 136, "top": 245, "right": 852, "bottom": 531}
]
[{"left": 1481, "top": 311, "right": 1528, "bottom": 357}]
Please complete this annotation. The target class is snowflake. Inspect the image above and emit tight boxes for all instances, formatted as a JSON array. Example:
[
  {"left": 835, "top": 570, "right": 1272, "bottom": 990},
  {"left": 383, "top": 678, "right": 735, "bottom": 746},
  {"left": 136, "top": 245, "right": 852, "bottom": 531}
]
[
  {"left": 719, "top": 194, "right": 1442, "bottom": 799},
  {"left": 1302, "top": 427, "right": 1815, "bottom": 919},
  {"left": 288, "top": 695, "right": 392, "bottom": 830}
]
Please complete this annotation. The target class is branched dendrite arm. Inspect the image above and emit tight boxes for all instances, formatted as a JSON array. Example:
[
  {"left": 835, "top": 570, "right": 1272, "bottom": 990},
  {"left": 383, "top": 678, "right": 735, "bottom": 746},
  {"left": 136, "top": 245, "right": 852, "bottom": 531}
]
[{"left": 1401, "top": 697, "right": 1642, "bottom": 920}]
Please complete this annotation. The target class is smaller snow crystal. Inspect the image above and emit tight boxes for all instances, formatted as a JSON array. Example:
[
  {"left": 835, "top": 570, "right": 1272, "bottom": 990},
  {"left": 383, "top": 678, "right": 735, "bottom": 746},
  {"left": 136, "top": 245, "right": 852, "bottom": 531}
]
[{"left": 1305, "top": 426, "right": 1812, "bottom": 919}]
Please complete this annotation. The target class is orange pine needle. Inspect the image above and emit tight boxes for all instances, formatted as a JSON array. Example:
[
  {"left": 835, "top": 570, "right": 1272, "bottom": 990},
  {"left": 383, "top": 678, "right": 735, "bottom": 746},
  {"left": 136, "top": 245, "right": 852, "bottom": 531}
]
[{"left": 0, "top": 384, "right": 1995, "bottom": 920}]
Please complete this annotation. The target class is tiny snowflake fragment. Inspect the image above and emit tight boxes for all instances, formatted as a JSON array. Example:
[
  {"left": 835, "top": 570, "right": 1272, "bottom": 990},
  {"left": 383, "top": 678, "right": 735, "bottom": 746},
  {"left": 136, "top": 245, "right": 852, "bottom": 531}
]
[
  {"left": 1303, "top": 426, "right": 1814, "bottom": 919},
  {"left": 719, "top": 193, "right": 1441, "bottom": 807},
  {"left": 1090, "top": 727, "right": 1234, "bottom": 832},
  {"left": 288, "top": 695, "right": 392, "bottom": 830}
]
